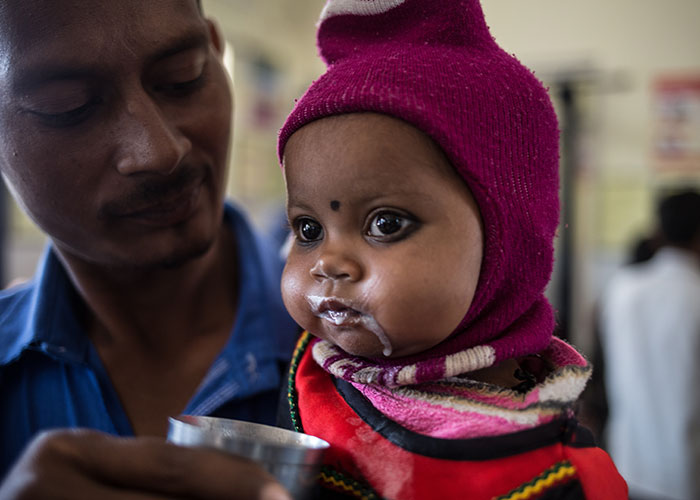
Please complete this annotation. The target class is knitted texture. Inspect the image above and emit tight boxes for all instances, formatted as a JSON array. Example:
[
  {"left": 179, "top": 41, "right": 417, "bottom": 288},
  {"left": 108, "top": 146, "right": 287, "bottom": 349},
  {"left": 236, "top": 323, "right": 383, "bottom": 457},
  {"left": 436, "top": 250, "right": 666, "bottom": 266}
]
[
  {"left": 278, "top": 0, "right": 561, "bottom": 381},
  {"left": 312, "top": 334, "right": 590, "bottom": 438}
]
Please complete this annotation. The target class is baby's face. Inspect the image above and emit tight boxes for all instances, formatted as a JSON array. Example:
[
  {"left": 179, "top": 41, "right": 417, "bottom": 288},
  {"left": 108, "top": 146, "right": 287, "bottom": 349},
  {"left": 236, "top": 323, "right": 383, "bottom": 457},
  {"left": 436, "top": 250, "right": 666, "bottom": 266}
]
[{"left": 281, "top": 113, "right": 483, "bottom": 359}]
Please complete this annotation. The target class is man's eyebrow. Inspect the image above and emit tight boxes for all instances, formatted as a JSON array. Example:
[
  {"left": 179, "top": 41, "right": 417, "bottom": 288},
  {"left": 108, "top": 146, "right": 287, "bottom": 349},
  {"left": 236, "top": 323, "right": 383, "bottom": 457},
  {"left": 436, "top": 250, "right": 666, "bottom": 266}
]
[
  {"left": 12, "top": 31, "right": 210, "bottom": 92},
  {"left": 146, "top": 31, "right": 210, "bottom": 65},
  {"left": 12, "top": 67, "right": 95, "bottom": 93}
]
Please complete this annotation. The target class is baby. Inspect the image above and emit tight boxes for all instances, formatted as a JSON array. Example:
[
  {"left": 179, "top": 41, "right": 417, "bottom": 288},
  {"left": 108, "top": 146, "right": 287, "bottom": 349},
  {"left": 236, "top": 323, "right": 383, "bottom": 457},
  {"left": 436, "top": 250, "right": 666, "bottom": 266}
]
[{"left": 277, "top": 1, "right": 627, "bottom": 499}]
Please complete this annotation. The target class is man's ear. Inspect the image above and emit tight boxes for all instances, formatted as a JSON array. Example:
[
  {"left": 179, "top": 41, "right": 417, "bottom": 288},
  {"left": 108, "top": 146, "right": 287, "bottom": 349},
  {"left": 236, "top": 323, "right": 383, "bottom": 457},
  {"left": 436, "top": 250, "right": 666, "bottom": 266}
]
[{"left": 206, "top": 18, "right": 224, "bottom": 57}]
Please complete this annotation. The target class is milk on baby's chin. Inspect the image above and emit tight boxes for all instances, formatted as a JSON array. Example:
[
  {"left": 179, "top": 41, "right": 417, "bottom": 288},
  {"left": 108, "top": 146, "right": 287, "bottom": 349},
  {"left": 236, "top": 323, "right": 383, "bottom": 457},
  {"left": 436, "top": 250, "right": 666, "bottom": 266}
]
[{"left": 306, "top": 295, "right": 393, "bottom": 357}]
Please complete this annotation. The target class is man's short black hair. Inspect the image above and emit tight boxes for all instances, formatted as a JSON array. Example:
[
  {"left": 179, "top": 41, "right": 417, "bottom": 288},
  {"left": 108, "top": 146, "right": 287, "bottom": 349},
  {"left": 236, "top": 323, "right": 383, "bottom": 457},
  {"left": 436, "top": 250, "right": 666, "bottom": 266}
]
[{"left": 658, "top": 190, "right": 700, "bottom": 246}]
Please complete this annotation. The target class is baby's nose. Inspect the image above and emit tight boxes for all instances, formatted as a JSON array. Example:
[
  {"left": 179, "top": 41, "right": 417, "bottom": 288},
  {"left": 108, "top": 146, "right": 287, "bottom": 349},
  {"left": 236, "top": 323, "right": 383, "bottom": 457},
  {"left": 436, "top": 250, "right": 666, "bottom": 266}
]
[{"left": 310, "top": 251, "right": 362, "bottom": 282}]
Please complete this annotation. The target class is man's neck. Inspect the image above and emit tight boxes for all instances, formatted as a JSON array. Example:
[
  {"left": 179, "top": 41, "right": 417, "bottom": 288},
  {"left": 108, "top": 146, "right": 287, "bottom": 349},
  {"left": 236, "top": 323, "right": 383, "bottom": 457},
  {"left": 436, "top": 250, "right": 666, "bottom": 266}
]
[
  {"left": 52, "top": 225, "right": 240, "bottom": 436},
  {"left": 55, "top": 225, "right": 239, "bottom": 355}
]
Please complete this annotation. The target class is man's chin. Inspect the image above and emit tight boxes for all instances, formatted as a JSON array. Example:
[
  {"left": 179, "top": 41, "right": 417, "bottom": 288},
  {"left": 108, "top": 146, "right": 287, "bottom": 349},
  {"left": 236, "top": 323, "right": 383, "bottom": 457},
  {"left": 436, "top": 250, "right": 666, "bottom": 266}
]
[
  {"left": 99, "top": 237, "right": 216, "bottom": 272},
  {"left": 144, "top": 240, "right": 214, "bottom": 270},
  {"left": 157, "top": 239, "right": 214, "bottom": 270}
]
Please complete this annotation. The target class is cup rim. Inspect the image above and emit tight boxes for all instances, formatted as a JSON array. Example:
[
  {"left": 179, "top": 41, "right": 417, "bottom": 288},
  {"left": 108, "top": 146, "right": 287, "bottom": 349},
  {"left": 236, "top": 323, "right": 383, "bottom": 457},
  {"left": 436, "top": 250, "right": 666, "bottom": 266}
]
[{"left": 167, "top": 415, "right": 330, "bottom": 464}]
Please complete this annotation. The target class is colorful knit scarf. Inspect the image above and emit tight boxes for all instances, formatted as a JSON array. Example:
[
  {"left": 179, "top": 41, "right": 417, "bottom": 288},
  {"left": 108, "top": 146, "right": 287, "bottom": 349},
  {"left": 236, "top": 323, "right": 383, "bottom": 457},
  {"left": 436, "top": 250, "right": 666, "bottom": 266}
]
[{"left": 312, "top": 335, "right": 590, "bottom": 439}]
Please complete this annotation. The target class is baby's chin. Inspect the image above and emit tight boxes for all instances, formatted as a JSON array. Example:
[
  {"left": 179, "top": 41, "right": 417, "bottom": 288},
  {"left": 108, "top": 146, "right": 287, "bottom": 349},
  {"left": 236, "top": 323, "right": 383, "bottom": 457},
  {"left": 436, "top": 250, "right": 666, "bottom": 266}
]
[
  {"left": 312, "top": 326, "right": 388, "bottom": 359},
  {"left": 336, "top": 342, "right": 431, "bottom": 360},
  {"left": 325, "top": 337, "right": 420, "bottom": 361},
  {"left": 308, "top": 321, "right": 446, "bottom": 360}
]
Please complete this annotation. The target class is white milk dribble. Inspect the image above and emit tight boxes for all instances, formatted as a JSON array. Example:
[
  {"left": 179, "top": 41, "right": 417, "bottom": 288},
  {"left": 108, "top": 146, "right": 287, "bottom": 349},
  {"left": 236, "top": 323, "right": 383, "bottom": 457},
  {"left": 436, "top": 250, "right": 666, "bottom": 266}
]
[{"left": 306, "top": 295, "right": 393, "bottom": 357}]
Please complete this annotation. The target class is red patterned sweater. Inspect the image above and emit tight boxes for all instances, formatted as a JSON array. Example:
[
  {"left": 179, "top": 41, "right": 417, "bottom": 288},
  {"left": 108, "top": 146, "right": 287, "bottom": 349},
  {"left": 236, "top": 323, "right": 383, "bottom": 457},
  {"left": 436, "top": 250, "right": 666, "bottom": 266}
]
[{"left": 282, "top": 332, "right": 627, "bottom": 500}]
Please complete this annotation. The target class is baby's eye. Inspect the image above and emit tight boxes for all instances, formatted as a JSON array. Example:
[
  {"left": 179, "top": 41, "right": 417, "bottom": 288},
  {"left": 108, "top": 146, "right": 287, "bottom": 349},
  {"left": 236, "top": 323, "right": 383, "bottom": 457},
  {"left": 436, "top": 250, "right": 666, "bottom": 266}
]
[
  {"left": 295, "top": 217, "right": 324, "bottom": 242},
  {"left": 367, "top": 211, "right": 416, "bottom": 241}
]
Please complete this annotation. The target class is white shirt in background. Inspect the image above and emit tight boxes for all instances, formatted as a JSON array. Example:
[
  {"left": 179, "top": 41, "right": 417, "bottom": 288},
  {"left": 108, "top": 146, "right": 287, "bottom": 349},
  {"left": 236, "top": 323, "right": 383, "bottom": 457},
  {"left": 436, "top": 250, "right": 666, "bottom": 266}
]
[{"left": 600, "top": 247, "right": 700, "bottom": 500}]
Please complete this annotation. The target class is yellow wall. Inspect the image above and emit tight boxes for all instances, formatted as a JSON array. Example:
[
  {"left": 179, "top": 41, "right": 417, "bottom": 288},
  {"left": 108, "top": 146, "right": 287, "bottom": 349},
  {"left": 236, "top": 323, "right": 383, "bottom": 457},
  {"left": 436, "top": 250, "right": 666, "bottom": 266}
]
[{"left": 201, "top": 0, "right": 325, "bottom": 228}]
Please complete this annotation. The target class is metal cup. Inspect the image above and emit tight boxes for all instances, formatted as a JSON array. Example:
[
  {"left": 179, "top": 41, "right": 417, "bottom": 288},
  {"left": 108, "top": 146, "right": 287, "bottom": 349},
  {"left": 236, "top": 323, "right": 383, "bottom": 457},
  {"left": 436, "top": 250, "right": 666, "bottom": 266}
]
[{"left": 167, "top": 415, "right": 329, "bottom": 499}]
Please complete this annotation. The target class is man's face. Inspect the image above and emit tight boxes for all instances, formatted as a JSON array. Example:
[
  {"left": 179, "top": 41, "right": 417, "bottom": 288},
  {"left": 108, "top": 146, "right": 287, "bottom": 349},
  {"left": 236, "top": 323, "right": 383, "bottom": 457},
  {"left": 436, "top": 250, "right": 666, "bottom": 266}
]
[{"left": 0, "top": 0, "right": 232, "bottom": 269}]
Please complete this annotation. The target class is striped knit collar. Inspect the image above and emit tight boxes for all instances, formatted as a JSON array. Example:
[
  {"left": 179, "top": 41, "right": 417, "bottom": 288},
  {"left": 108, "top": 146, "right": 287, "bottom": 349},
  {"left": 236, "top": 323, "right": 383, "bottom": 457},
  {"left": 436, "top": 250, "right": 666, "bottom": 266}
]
[
  {"left": 312, "top": 334, "right": 588, "bottom": 388},
  {"left": 312, "top": 338, "right": 496, "bottom": 387},
  {"left": 312, "top": 335, "right": 591, "bottom": 438}
]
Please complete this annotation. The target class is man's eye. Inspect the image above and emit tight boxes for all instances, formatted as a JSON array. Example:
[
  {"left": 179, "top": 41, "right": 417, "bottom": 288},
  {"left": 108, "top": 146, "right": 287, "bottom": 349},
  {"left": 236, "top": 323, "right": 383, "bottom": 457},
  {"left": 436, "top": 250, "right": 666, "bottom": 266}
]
[
  {"left": 367, "top": 212, "right": 414, "bottom": 240},
  {"left": 154, "top": 66, "right": 207, "bottom": 96},
  {"left": 156, "top": 75, "right": 205, "bottom": 94},
  {"left": 295, "top": 217, "right": 323, "bottom": 242},
  {"left": 152, "top": 53, "right": 208, "bottom": 96},
  {"left": 29, "top": 99, "right": 100, "bottom": 128}
]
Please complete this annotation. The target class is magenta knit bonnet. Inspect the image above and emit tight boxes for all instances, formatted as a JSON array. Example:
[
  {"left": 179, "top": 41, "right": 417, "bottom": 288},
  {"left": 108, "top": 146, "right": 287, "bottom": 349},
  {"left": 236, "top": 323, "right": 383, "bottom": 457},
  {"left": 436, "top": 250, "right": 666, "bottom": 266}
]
[{"left": 278, "top": 0, "right": 561, "bottom": 386}]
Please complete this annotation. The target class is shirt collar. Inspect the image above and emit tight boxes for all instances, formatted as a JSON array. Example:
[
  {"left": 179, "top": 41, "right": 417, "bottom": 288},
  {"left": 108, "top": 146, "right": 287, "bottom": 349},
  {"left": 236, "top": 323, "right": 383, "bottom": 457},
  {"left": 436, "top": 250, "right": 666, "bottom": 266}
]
[
  {"left": 654, "top": 246, "right": 700, "bottom": 271},
  {"left": 1, "top": 202, "right": 296, "bottom": 369},
  {"left": 209, "top": 203, "right": 296, "bottom": 384},
  {"left": 1, "top": 245, "right": 88, "bottom": 365}
]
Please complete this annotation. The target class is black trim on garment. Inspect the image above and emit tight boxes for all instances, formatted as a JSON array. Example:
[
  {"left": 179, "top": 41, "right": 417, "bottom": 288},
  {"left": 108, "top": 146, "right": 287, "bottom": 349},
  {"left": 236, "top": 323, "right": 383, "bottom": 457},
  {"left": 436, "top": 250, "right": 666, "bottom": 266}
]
[
  {"left": 334, "top": 377, "right": 596, "bottom": 461},
  {"left": 276, "top": 359, "right": 295, "bottom": 431},
  {"left": 276, "top": 326, "right": 306, "bottom": 431},
  {"left": 537, "top": 479, "right": 585, "bottom": 500}
]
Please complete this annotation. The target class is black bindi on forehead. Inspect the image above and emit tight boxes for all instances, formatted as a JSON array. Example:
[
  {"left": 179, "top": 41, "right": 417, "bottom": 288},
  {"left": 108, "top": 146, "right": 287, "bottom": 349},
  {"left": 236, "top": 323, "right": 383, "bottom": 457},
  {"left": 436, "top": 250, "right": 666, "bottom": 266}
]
[{"left": 330, "top": 200, "right": 341, "bottom": 211}]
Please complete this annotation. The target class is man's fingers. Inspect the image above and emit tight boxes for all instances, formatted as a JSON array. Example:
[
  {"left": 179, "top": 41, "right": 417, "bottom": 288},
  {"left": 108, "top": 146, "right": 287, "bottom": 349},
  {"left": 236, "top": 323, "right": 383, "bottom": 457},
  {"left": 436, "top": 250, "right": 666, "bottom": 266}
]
[
  {"left": 1, "top": 429, "right": 291, "bottom": 500},
  {"left": 0, "top": 430, "right": 168, "bottom": 500},
  {"left": 259, "top": 483, "right": 294, "bottom": 500},
  {"left": 69, "top": 429, "right": 291, "bottom": 499}
]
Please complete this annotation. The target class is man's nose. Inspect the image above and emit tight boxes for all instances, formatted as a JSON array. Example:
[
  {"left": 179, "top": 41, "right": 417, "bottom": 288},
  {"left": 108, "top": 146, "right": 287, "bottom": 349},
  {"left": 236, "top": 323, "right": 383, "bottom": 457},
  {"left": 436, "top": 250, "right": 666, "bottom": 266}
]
[
  {"left": 114, "top": 90, "right": 191, "bottom": 176},
  {"left": 310, "top": 245, "right": 362, "bottom": 283}
]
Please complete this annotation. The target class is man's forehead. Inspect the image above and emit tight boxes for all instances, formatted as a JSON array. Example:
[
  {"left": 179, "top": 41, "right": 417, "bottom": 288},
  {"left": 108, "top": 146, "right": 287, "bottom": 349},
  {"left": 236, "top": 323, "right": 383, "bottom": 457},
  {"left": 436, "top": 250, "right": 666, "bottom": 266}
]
[
  {"left": 0, "top": 0, "right": 202, "bottom": 53},
  {"left": 0, "top": 0, "right": 205, "bottom": 85}
]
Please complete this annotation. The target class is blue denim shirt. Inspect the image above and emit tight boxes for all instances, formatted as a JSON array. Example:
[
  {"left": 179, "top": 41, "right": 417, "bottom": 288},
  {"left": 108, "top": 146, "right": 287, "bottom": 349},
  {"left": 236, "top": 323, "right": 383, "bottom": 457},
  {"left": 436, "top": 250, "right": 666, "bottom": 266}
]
[{"left": 0, "top": 202, "right": 297, "bottom": 478}]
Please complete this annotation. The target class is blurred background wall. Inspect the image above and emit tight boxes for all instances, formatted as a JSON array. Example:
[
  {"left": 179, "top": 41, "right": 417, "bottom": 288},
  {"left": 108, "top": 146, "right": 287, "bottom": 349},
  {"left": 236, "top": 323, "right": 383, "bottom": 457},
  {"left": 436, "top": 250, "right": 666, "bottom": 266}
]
[{"left": 3, "top": 0, "right": 699, "bottom": 355}]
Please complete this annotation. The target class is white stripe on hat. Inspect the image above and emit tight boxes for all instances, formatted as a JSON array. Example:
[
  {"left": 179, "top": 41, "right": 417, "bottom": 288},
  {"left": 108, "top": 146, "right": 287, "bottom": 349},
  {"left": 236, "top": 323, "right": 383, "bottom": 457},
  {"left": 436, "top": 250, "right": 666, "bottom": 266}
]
[{"left": 320, "top": 0, "right": 406, "bottom": 22}]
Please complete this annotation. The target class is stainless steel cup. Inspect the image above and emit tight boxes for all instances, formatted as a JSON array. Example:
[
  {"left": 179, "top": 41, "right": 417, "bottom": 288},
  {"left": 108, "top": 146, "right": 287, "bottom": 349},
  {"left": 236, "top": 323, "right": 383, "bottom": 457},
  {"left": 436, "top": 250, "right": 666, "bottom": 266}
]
[{"left": 167, "top": 415, "right": 330, "bottom": 499}]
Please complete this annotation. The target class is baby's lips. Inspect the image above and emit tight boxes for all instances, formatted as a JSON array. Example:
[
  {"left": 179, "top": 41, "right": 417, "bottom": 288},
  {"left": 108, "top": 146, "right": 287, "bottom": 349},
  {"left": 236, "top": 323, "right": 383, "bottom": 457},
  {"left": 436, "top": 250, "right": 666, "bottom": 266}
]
[
  {"left": 319, "top": 298, "right": 357, "bottom": 314},
  {"left": 319, "top": 308, "right": 361, "bottom": 326},
  {"left": 307, "top": 294, "right": 362, "bottom": 315}
]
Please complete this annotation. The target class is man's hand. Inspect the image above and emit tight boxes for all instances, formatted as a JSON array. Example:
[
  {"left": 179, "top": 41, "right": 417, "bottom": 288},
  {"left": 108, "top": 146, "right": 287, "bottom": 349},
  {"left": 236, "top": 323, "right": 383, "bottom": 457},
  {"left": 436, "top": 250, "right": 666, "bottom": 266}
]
[{"left": 0, "top": 429, "right": 291, "bottom": 500}]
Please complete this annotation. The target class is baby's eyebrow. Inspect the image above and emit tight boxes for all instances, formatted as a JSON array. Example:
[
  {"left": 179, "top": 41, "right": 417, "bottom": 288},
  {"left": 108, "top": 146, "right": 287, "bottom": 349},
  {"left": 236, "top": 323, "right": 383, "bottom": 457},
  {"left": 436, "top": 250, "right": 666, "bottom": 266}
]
[
  {"left": 285, "top": 197, "right": 315, "bottom": 213},
  {"left": 354, "top": 189, "right": 439, "bottom": 204}
]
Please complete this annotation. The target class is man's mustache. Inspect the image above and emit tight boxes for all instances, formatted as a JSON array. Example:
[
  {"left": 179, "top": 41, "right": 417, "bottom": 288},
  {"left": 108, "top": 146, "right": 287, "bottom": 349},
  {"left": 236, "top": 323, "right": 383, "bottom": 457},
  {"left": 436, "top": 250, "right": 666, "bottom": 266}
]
[{"left": 99, "top": 167, "right": 205, "bottom": 218}]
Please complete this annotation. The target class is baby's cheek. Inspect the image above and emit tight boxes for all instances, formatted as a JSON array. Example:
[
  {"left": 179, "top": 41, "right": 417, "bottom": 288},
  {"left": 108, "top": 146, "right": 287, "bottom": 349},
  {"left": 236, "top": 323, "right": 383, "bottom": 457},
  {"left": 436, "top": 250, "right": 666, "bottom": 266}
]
[
  {"left": 281, "top": 267, "right": 311, "bottom": 328},
  {"left": 395, "top": 280, "right": 465, "bottom": 348}
]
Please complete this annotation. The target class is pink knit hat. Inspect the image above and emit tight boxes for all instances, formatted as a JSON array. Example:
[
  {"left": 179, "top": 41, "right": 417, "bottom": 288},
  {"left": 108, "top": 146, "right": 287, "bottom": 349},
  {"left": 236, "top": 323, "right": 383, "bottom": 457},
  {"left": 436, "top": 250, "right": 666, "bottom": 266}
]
[{"left": 278, "top": 0, "right": 560, "bottom": 384}]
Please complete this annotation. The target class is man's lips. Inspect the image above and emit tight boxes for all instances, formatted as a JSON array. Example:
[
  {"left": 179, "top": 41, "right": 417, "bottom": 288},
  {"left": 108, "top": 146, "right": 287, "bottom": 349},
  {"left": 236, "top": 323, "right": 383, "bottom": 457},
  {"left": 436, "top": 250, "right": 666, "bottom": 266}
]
[
  {"left": 100, "top": 168, "right": 205, "bottom": 223},
  {"left": 120, "top": 183, "right": 200, "bottom": 218}
]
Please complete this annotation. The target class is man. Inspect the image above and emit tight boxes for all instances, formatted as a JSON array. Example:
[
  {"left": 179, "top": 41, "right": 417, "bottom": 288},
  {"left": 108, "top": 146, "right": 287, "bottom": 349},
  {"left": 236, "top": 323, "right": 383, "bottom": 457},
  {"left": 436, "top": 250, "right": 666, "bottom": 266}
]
[
  {"left": 600, "top": 190, "right": 700, "bottom": 500},
  {"left": 0, "top": 1, "right": 296, "bottom": 498}
]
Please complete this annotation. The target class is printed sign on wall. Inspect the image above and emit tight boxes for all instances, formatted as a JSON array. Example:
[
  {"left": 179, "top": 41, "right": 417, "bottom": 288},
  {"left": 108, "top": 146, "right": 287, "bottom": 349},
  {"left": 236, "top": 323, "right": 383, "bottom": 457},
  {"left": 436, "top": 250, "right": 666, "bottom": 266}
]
[{"left": 653, "top": 76, "right": 700, "bottom": 174}]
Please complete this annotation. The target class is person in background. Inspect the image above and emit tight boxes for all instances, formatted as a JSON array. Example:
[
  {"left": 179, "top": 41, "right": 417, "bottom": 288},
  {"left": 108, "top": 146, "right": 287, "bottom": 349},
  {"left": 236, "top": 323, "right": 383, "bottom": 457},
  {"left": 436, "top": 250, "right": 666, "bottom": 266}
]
[
  {"left": 600, "top": 190, "right": 700, "bottom": 500},
  {"left": 578, "top": 232, "right": 661, "bottom": 446},
  {"left": 276, "top": 1, "right": 627, "bottom": 498},
  {"left": 627, "top": 234, "right": 661, "bottom": 266},
  {"left": 0, "top": 1, "right": 296, "bottom": 499}
]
